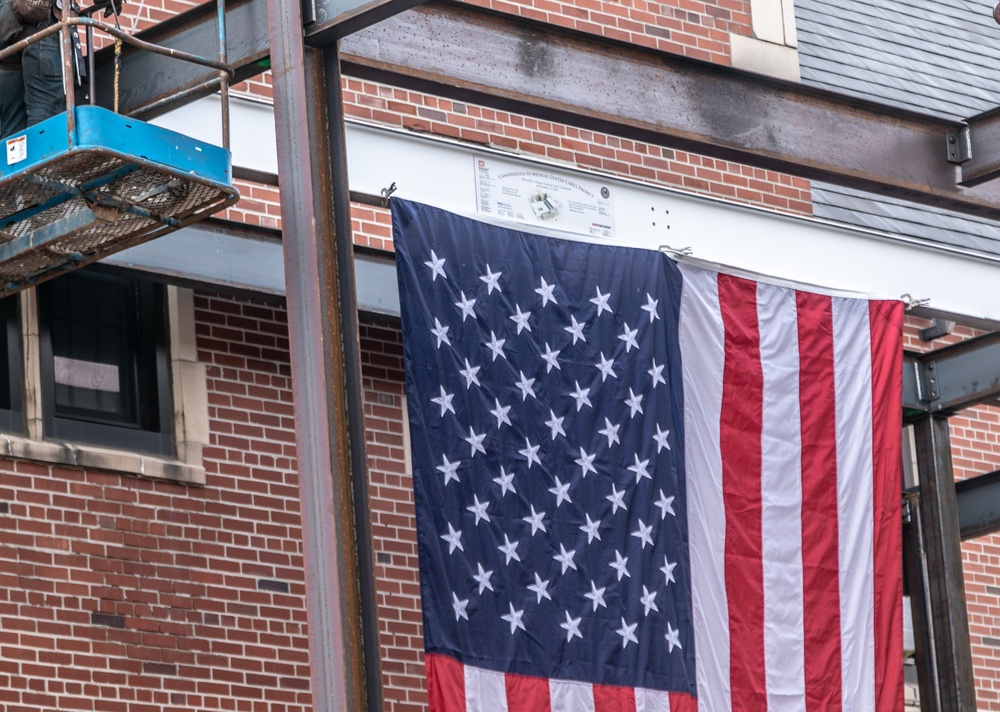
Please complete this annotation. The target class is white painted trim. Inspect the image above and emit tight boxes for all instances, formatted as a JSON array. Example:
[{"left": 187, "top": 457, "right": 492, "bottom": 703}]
[{"left": 729, "top": 33, "right": 801, "bottom": 81}]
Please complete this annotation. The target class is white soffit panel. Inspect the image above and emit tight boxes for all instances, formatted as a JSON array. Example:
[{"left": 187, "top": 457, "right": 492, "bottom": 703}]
[{"left": 155, "top": 97, "right": 1000, "bottom": 326}]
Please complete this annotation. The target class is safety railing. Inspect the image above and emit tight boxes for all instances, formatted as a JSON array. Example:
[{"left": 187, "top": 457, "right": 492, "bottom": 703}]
[{"left": 0, "top": 0, "right": 233, "bottom": 149}]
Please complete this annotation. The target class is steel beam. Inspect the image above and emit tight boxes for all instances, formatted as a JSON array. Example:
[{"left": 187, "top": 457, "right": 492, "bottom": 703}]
[
  {"left": 958, "top": 107, "right": 1000, "bottom": 187},
  {"left": 903, "top": 333, "right": 1000, "bottom": 418},
  {"left": 91, "top": 0, "right": 270, "bottom": 119},
  {"left": 267, "top": 0, "right": 375, "bottom": 708},
  {"left": 339, "top": 3, "right": 1000, "bottom": 222},
  {"left": 955, "top": 469, "right": 1000, "bottom": 541},
  {"left": 912, "top": 415, "right": 977, "bottom": 711},
  {"left": 903, "top": 493, "right": 941, "bottom": 712},
  {"left": 303, "top": 0, "right": 427, "bottom": 45}
]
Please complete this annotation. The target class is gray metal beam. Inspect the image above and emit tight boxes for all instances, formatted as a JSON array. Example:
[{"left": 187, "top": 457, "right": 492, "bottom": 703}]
[
  {"left": 955, "top": 469, "right": 1000, "bottom": 541},
  {"left": 303, "top": 0, "right": 428, "bottom": 45},
  {"left": 339, "top": 3, "right": 1000, "bottom": 222},
  {"left": 912, "top": 415, "right": 977, "bottom": 711},
  {"left": 267, "top": 0, "right": 375, "bottom": 707},
  {"left": 91, "top": 0, "right": 270, "bottom": 119},
  {"left": 903, "top": 333, "right": 1000, "bottom": 417},
  {"left": 958, "top": 107, "right": 1000, "bottom": 187}
]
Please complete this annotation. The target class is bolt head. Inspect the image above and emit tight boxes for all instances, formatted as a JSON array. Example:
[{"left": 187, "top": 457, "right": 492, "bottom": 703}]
[{"left": 994, "top": 3, "right": 1000, "bottom": 24}]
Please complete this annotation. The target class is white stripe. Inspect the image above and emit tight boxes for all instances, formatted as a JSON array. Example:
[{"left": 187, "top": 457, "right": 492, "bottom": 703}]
[
  {"left": 635, "top": 687, "right": 671, "bottom": 712},
  {"left": 758, "top": 283, "right": 806, "bottom": 711},
  {"left": 678, "top": 263, "right": 730, "bottom": 712},
  {"left": 549, "top": 678, "right": 594, "bottom": 711},
  {"left": 464, "top": 665, "right": 508, "bottom": 712},
  {"left": 832, "top": 297, "right": 876, "bottom": 709}
]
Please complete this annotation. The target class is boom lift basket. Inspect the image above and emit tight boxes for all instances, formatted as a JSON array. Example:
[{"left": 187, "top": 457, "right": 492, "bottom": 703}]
[{"left": 0, "top": 1, "right": 239, "bottom": 295}]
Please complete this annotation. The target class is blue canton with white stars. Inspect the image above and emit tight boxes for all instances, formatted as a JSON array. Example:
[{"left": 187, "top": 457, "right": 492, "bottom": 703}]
[{"left": 393, "top": 200, "right": 695, "bottom": 694}]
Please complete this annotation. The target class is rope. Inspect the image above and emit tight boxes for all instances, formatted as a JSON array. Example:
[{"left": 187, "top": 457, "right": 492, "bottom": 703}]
[{"left": 113, "top": 36, "right": 121, "bottom": 113}]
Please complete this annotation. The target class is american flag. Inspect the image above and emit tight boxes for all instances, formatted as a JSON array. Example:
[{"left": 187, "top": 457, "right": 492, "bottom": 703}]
[{"left": 393, "top": 199, "right": 903, "bottom": 711}]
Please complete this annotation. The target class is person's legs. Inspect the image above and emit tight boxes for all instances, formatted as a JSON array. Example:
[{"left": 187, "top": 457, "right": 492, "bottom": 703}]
[
  {"left": 0, "top": 64, "right": 26, "bottom": 140},
  {"left": 21, "top": 27, "right": 63, "bottom": 127}
]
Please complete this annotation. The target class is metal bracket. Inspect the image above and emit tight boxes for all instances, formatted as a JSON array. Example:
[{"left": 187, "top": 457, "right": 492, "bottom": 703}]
[
  {"left": 919, "top": 318, "right": 956, "bottom": 342},
  {"left": 946, "top": 128, "right": 971, "bottom": 164}
]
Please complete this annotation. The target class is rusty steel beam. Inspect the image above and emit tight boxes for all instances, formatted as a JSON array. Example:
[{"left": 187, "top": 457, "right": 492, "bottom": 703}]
[
  {"left": 267, "top": 0, "right": 375, "bottom": 708},
  {"left": 339, "top": 3, "right": 1000, "bottom": 221}
]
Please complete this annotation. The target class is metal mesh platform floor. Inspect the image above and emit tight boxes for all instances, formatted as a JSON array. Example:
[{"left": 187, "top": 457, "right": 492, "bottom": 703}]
[{"left": 0, "top": 107, "right": 238, "bottom": 294}]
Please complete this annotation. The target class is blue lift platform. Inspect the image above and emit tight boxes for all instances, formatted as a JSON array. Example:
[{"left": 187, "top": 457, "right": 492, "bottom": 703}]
[{"left": 0, "top": 1, "right": 239, "bottom": 294}]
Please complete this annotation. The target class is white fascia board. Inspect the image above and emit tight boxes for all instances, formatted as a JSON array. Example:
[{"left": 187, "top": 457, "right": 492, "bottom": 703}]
[{"left": 146, "top": 96, "right": 1000, "bottom": 327}]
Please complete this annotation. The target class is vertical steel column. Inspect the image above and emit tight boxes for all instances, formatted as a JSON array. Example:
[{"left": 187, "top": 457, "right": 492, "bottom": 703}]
[
  {"left": 267, "top": 1, "right": 377, "bottom": 709},
  {"left": 913, "top": 415, "right": 977, "bottom": 711},
  {"left": 903, "top": 492, "right": 941, "bottom": 712}
]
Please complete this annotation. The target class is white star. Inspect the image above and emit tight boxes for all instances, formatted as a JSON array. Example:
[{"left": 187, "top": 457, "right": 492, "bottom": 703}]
[
  {"left": 560, "top": 611, "right": 583, "bottom": 642},
  {"left": 455, "top": 291, "right": 477, "bottom": 322},
  {"left": 661, "top": 556, "right": 677, "bottom": 586},
  {"left": 498, "top": 533, "right": 521, "bottom": 565},
  {"left": 459, "top": 358, "right": 481, "bottom": 389},
  {"left": 628, "top": 454, "right": 651, "bottom": 484},
  {"left": 431, "top": 318, "right": 451, "bottom": 348},
  {"left": 584, "top": 581, "right": 607, "bottom": 612},
  {"left": 490, "top": 399, "right": 512, "bottom": 429},
  {"left": 548, "top": 477, "right": 572, "bottom": 508},
  {"left": 618, "top": 323, "right": 639, "bottom": 353},
  {"left": 631, "top": 519, "right": 654, "bottom": 550},
  {"left": 616, "top": 618, "right": 638, "bottom": 649},
  {"left": 501, "top": 603, "right": 525, "bottom": 634},
  {"left": 535, "top": 277, "right": 557, "bottom": 306},
  {"left": 655, "top": 490, "right": 676, "bottom": 520},
  {"left": 563, "top": 315, "right": 587, "bottom": 345},
  {"left": 640, "top": 585, "right": 659, "bottom": 616},
  {"left": 568, "top": 381, "right": 592, "bottom": 411},
  {"left": 554, "top": 543, "right": 577, "bottom": 574},
  {"left": 424, "top": 251, "right": 446, "bottom": 281},
  {"left": 509, "top": 304, "right": 532, "bottom": 334},
  {"left": 528, "top": 572, "right": 552, "bottom": 603},
  {"left": 436, "top": 455, "right": 460, "bottom": 486},
  {"left": 474, "top": 562, "right": 494, "bottom": 594},
  {"left": 541, "top": 343, "right": 561, "bottom": 373},
  {"left": 466, "top": 494, "right": 491, "bottom": 525},
  {"left": 575, "top": 448, "right": 597, "bottom": 478},
  {"left": 523, "top": 505, "right": 547, "bottom": 536},
  {"left": 440, "top": 522, "right": 463, "bottom": 554},
  {"left": 595, "top": 352, "right": 617, "bottom": 382},
  {"left": 606, "top": 484, "right": 627, "bottom": 514},
  {"left": 452, "top": 592, "right": 469, "bottom": 621},
  {"left": 653, "top": 425, "right": 671, "bottom": 453},
  {"left": 463, "top": 427, "right": 487, "bottom": 457},
  {"left": 624, "top": 389, "right": 644, "bottom": 417},
  {"left": 545, "top": 410, "right": 566, "bottom": 440},
  {"left": 609, "top": 550, "right": 630, "bottom": 581},
  {"left": 515, "top": 371, "right": 536, "bottom": 401},
  {"left": 485, "top": 331, "right": 507, "bottom": 362},
  {"left": 493, "top": 467, "right": 516, "bottom": 497},
  {"left": 665, "top": 622, "right": 682, "bottom": 653},
  {"left": 641, "top": 293, "right": 660, "bottom": 323},
  {"left": 579, "top": 513, "right": 602, "bottom": 543},
  {"left": 598, "top": 418, "right": 620, "bottom": 447},
  {"left": 520, "top": 438, "right": 541, "bottom": 469},
  {"left": 480, "top": 265, "right": 502, "bottom": 294},
  {"left": 431, "top": 386, "right": 455, "bottom": 417},
  {"left": 649, "top": 360, "right": 666, "bottom": 388},
  {"left": 590, "top": 287, "right": 613, "bottom": 316}
]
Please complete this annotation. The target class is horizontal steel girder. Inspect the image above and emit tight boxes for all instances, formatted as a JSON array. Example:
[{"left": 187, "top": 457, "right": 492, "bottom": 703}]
[
  {"left": 903, "top": 332, "right": 1000, "bottom": 417},
  {"left": 339, "top": 3, "right": 1000, "bottom": 221},
  {"left": 955, "top": 469, "right": 1000, "bottom": 540}
]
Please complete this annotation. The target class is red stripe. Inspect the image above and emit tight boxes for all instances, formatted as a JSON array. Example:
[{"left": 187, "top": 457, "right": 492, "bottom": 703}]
[
  {"left": 668, "top": 691, "right": 698, "bottom": 712},
  {"left": 796, "top": 292, "right": 843, "bottom": 709},
  {"left": 593, "top": 683, "right": 636, "bottom": 712},
  {"left": 426, "top": 653, "right": 467, "bottom": 712},
  {"left": 868, "top": 301, "right": 904, "bottom": 710},
  {"left": 505, "top": 671, "right": 552, "bottom": 712},
  {"left": 717, "top": 274, "right": 767, "bottom": 710}
]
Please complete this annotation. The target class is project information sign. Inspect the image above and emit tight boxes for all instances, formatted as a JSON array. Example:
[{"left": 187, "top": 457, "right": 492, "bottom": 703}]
[{"left": 474, "top": 156, "right": 616, "bottom": 239}]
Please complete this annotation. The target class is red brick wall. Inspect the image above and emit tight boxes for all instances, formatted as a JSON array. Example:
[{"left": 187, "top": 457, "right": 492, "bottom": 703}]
[{"left": 0, "top": 293, "right": 312, "bottom": 712}]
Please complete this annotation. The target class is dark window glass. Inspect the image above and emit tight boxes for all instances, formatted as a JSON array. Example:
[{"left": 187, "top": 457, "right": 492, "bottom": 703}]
[
  {"left": 38, "top": 270, "right": 173, "bottom": 455},
  {"left": 0, "top": 295, "right": 24, "bottom": 433}
]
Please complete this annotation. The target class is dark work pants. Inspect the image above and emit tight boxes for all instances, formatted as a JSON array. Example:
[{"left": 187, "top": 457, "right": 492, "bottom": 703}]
[{"left": 0, "top": 1, "right": 64, "bottom": 140}]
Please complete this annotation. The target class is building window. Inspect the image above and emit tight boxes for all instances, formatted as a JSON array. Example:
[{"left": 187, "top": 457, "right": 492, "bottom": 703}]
[
  {"left": 0, "top": 295, "right": 24, "bottom": 433},
  {"left": 37, "top": 270, "right": 174, "bottom": 456}
]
